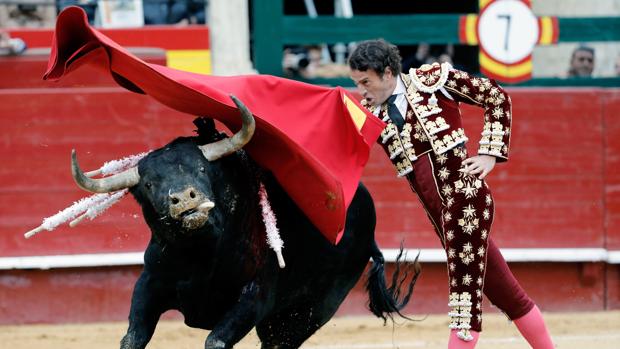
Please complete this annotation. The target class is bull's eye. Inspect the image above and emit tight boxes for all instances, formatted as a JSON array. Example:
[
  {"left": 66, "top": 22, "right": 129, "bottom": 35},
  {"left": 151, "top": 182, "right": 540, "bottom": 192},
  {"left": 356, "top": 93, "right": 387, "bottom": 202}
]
[
  {"left": 199, "top": 166, "right": 205, "bottom": 173},
  {"left": 145, "top": 182, "right": 152, "bottom": 189}
]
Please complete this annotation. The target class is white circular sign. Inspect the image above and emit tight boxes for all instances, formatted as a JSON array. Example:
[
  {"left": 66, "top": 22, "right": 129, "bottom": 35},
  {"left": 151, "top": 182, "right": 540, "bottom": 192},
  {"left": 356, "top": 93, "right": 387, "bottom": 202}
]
[{"left": 477, "top": 0, "right": 539, "bottom": 64}]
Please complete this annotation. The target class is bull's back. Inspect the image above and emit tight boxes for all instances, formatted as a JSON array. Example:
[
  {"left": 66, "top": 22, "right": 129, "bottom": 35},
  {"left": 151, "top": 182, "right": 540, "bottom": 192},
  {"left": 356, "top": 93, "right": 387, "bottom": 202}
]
[
  {"left": 268, "top": 181, "right": 376, "bottom": 297},
  {"left": 271, "top": 180, "right": 375, "bottom": 255}
]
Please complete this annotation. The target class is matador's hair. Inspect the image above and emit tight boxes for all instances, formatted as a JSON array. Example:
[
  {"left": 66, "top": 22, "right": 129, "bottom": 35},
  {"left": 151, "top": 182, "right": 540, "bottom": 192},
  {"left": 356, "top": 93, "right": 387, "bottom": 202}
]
[{"left": 348, "top": 39, "right": 402, "bottom": 77}]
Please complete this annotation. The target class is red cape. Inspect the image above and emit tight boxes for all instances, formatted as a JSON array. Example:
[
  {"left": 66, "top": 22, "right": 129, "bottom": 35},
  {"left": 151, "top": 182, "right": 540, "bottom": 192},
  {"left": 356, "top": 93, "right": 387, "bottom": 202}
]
[{"left": 44, "top": 7, "right": 385, "bottom": 244}]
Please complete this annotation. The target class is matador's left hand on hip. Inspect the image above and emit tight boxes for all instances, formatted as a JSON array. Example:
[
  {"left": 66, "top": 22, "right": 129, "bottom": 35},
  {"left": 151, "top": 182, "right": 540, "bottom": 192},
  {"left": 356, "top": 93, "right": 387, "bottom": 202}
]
[{"left": 461, "top": 155, "right": 497, "bottom": 179}]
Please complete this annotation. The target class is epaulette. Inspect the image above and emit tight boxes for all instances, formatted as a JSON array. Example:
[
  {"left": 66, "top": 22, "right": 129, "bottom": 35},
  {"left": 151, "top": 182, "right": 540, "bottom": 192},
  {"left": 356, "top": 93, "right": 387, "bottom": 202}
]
[
  {"left": 409, "top": 62, "right": 452, "bottom": 94},
  {"left": 401, "top": 71, "right": 412, "bottom": 85}
]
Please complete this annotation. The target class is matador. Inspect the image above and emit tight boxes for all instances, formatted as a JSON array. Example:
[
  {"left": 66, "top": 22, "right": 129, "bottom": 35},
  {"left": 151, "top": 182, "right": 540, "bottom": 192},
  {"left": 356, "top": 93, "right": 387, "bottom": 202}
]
[{"left": 349, "top": 39, "right": 554, "bottom": 349}]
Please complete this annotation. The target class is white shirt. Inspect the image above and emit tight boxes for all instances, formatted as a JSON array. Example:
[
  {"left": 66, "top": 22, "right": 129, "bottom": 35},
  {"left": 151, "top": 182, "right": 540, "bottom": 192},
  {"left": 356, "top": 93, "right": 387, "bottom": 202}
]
[{"left": 372, "top": 76, "right": 407, "bottom": 120}]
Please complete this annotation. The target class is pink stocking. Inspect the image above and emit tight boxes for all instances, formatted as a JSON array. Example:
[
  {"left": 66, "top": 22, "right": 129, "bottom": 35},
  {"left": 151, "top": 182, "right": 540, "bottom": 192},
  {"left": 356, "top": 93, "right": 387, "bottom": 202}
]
[{"left": 513, "top": 305, "right": 554, "bottom": 349}]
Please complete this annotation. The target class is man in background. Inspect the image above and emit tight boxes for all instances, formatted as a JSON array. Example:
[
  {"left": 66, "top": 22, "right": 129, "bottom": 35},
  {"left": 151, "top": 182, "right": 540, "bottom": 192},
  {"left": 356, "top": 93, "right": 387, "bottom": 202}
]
[{"left": 567, "top": 46, "right": 595, "bottom": 77}]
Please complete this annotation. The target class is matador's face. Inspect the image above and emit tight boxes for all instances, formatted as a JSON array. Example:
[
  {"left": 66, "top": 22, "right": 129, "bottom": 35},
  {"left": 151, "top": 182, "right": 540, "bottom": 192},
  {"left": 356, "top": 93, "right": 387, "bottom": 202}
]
[{"left": 350, "top": 68, "right": 397, "bottom": 107}]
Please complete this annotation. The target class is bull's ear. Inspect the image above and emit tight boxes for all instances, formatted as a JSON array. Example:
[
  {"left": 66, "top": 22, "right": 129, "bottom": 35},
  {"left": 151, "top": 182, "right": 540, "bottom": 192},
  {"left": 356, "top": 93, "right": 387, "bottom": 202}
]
[{"left": 194, "top": 117, "right": 225, "bottom": 144}]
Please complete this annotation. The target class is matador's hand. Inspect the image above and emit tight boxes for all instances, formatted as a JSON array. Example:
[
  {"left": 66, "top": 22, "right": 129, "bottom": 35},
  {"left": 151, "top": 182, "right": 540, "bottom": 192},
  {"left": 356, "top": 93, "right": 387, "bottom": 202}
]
[{"left": 461, "top": 155, "right": 496, "bottom": 179}]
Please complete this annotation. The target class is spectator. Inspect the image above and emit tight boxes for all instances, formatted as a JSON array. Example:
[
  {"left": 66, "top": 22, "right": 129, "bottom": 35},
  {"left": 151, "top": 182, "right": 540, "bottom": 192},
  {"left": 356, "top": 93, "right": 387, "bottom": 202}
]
[
  {"left": 402, "top": 44, "right": 462, "bottom": 72},
  {"left": 438, "top": 52, "right": 453, "bottom": 65},
  {"left": 1, "top": 3, "right": 54, "bottom": 27},
  {"left": 423, "top": 54, "right": 438, "bottom": 65},
  {"left": 144, "top": 0, "right": 207, "bottom": 25},
  {"left": 57, "top": 0, "right": 98, "bottom": 24},
  {"left": 144, "top": 0, "right": 177, "bottom": 24},
  {"left": 567, "top": 46, "right": 595, "bottom": 77},
  {"left": 0, "top": 31, "right": 27, "bottom": 56},
  {"left": 402, "top": 43, "right": 430, "bottom": 71},
  {"left": 188, "top": 0, "right": 207, "bottom": 24},
  {"left": 283, "top": 45, "right": 349, "bottom": 79}
]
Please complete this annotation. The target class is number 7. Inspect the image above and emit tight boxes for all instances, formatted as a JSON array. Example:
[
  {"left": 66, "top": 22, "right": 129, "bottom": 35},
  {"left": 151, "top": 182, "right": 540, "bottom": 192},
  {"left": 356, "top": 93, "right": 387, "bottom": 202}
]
[{"left": 498, "top": 14, "right": 512, "bottom": 51}]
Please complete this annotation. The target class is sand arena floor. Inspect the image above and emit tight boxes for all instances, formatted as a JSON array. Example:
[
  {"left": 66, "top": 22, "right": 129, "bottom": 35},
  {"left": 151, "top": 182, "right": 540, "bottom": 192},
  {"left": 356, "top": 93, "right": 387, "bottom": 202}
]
[{"left": 1, "top": 311, "right": 619, "bottom": 348}]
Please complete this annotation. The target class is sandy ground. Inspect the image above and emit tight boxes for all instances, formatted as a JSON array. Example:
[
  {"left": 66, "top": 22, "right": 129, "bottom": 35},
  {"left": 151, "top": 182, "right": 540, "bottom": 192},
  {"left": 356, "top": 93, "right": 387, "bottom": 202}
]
[{"left": 1, "top": 311, "right": 619, "bottom": 349}]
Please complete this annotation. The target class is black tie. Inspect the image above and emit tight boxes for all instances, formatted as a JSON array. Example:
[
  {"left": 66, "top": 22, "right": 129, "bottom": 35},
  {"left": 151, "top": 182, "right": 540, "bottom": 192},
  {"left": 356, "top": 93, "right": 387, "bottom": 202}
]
[{"left": 386, "top": 94, "right": 404, "bottom": 131}]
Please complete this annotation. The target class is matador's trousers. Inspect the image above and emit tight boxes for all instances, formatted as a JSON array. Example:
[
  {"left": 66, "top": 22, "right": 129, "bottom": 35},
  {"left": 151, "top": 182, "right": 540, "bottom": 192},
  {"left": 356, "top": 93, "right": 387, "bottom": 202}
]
[{"left": 405, "top": 146, "right": 534, "bottom": 339}]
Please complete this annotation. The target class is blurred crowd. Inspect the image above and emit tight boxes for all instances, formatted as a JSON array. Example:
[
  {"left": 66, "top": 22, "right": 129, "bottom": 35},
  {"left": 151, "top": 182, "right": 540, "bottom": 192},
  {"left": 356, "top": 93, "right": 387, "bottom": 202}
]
[
  {"left": 61, "top": 0, "right": 208, "bottom": 25},
  {"left": 0, "top": 0, "right": 618, "bottom": 79},
  {"left": 0, "top": 0, "right": 208, "bottom": 28},
  {"left": 283, "top": 43, "right": 476, "bottom": 80},
  {"left": 283, "top": 42, "right": 620, "bottom": 80},
  {"left": 0, "top": 0, "right": 208, "bottom": 57}
]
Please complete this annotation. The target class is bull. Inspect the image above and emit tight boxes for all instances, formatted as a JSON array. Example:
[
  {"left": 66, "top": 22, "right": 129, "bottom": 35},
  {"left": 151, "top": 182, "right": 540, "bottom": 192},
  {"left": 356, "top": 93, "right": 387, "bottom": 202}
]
[{"left": 70, "top": 96, "right": 420, "bottom": 349}]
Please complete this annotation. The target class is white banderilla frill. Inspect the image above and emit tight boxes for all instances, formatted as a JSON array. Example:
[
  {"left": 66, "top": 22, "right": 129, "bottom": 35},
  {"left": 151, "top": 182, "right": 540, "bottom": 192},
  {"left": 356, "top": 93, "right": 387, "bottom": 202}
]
[{"left": 258, "top": 182, "right": 285, "bottom": 268}]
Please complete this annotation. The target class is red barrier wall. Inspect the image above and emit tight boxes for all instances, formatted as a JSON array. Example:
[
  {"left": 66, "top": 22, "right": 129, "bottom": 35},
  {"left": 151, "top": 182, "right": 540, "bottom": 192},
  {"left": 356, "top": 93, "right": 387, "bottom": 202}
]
[
  {"left": 0, "top": 263, "right": 606, "bottom": 324},
  {"left": 0, "top": 50, "right": 618, "bottom": 323},
  {"left": 604, "top": 92, "right": 620, "bottom": 252},
  {"left": 8, "top": 26, "right": 210, "bottom": 50}
]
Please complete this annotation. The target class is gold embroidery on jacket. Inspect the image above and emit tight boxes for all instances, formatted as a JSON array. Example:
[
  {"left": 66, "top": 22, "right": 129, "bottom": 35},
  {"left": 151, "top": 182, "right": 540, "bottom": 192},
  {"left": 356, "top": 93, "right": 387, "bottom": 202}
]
[
  {"left": 425, "top": 117, "right": 450, "bottom": 135},
  {"left": 415, "top": 103, "right": 443, "bottom": 119},
  {"left": 400, "top": 123, "right": 414, "bottom": 150},
  {"left": 431, "top": 129, "right": 469, "bottom": 155},
  {"left": 406, "top": 148, "right": 418, "bottom": 162},
  {"left": 443, "top": 70, "right": 511, "bottom": 160},
  {"left": 413, "top": 122, "right": 429, "bottom": 142},
  {"left": 402, "top": 73, "right": 442, "bottom": 156},
  {"left": 396, "top": 158, "right": 413, "bottom": 177},
  {"left": 380, "top": 123, "right": 398, "bottom": 144},
  {"left": 388, "top": 140, "right": 404, "bottom": 160}
]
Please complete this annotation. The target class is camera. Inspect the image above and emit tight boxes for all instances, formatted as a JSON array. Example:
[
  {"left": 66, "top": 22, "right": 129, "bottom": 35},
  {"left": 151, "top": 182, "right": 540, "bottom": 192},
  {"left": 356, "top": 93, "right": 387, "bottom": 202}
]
[
  {"left": 0, "top": 35, "right": 27, "bottom": 56},
  {"left": 287, "top": 53, "right": 310, "bottom": 70},
  {"left": 283, "top": 48, "right": 310, "bottom": 73},
  {"left": 7, "top": 38, "right": 27, "bottom": 55}
]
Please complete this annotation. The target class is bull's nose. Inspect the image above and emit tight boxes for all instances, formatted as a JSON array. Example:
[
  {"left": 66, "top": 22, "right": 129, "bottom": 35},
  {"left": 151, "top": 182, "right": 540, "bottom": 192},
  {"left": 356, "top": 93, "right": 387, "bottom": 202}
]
[
  {"left": 169, "top": 187, "right": 198, "bottom": 206},
  {"left": 168, "top": 186, "right": 207, "bottom": 219}
]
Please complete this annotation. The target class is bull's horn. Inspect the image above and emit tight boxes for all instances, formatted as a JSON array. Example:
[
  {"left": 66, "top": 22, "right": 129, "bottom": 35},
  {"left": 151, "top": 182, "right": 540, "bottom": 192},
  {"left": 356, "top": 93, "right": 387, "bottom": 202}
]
[
  {"left": 198, "top": 201, "right": 215, "bottom": 211},
  {"left": 199, "top": 95, "right": 256, "bottom": 161},
  {"left": 71, "top": 150, "right": 140, "bottom": 193},
  {"left": 84, "top": 169, "right": 102, "bottom": 178}
]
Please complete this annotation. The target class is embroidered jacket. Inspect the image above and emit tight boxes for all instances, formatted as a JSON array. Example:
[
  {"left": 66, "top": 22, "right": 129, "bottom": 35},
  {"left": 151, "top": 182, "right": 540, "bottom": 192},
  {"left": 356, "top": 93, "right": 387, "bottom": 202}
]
[{"left": 363, "top": 62, "right": 512, "bottom": 177}]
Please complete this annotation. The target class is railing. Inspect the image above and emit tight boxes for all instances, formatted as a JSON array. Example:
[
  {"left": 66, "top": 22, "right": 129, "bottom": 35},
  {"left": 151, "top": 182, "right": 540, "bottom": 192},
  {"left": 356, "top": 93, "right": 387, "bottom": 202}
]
[
  {"left": 252, "top": 0, "right": 620, "bottom": 87},
  {"left": 0, "top": 0, "right": 56, "bottom": 4}
]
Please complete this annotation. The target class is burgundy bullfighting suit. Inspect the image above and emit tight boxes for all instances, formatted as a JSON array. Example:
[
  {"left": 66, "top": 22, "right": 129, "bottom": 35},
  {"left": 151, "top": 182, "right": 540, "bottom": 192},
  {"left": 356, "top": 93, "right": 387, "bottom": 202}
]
[{"left": 362, "top": 62, "right": 534, "bottom": 341}]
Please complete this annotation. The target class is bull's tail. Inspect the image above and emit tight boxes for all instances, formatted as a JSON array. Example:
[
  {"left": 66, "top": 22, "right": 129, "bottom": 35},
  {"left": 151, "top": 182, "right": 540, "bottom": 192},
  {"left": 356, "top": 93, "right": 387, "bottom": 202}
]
[{"left": 366, "top": 241, "right": 421, "bottom": 323}]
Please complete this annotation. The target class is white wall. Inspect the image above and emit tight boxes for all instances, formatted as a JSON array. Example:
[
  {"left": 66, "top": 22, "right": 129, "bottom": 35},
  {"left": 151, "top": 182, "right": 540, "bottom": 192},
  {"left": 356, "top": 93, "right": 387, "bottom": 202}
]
[
  {"left": 208, "top": 0, "right": 255, "bottom": 75},
  {"left": 532, "top": 0, "right": 620, "bottom": 16}
]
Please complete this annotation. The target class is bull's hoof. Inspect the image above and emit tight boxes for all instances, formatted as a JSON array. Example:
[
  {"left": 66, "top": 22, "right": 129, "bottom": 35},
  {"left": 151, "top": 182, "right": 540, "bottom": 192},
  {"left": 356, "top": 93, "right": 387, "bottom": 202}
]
[
  {"left": 120, "top": 332, "right": 147, "bottom": 349},
  {"left": 205, "top": 338, "right": 227, "bottom": 349}
]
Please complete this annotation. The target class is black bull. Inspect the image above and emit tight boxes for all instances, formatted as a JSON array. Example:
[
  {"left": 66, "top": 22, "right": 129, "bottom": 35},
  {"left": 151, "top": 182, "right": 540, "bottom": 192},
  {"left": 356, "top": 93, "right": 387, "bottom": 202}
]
[{"left": 70, "top": 98, "right": 420, "bottom": 349}]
